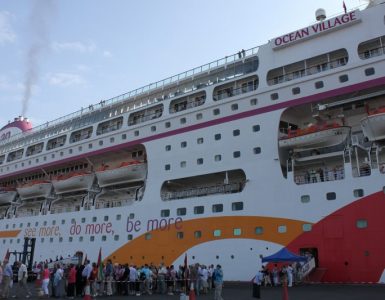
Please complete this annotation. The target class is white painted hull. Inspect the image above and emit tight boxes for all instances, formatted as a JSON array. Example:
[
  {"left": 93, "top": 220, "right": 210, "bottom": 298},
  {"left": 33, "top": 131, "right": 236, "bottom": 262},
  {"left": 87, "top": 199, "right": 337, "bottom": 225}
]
[
  {"left": 95, "top": 163, "right": 146, "bottom": 187},
  {"left": 361, "top": 112, "right": 385, "bottom": 141},
  {"left": 52, "top": 173, "right": 95, "bottom": 194},
  {"left": 17, "top": 183, "right": 52, "bottom": 200},
  {"left": 279, "top": 126, "right": 350, "bottom": 152}
]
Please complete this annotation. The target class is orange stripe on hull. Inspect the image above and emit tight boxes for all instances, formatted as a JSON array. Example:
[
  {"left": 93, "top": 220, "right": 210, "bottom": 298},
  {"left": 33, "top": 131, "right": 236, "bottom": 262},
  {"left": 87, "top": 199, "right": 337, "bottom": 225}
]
[
  {"left": 0, "top": 230, "right": 21, "bottom": 238},
  {"left": 107, "top": 216, "right": 308, "bottom": 266}
]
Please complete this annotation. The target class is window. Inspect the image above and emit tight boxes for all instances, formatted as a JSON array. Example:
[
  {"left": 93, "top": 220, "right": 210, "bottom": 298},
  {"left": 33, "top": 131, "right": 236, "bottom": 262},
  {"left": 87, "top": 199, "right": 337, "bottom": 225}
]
[
  {"left": 302, "top": 224, "right": 312, "bottom": 232},
  {"left": 81, "top": 218, "right": 86, "bottom": 223},
  {"left": 176, "top": 232, "right": 184, "bottom": 239},
  {"left": 110, "top": 137, "right": 115, "bottom": 143},
  {"left": 233, "top": 228, "right": 242, "bottom": 236},
  {"left": 165, "top": 164, "right": 171, "bottom": 171},
  {"left": 165, "top": 122, "right": 171, "bottom": 128},
  {"left": 151, "top": 126, "right": 156, "bottom": 132},
  {"left": 181, "top": 141, "right": 187, "bottom": 148},
  {"left": 278, "top": 225, "right": 287, "bottom": 233},
  {"left": 233, "top": 129, "right": 240, "bottom": 136},
  {"left": 197, "top": 137, "right": 204, "bottom": 144},
  {"left": 253, "top": 125, "right": 260, "bottom": 132},
  {"left": 165, "top": 145, "right": 171, "bottom": 151},
  {"left": 232, "top": 202, "right": 244, "bottom": 211},
  {"left": 231, "top": 104, "right": 238, "bottom": 111},
  {"left": 196, "top": 113, "right": 203, "bottom": 120},
  {"left": 180, "top": 118, "right": 186, "bottom": 124},
  {"left": 161, "top": 209, "right": 170, "bottom": 217},
  {"left": 214, "top": 134, "right": 221, "bottom": 141},
  {"left": 102, "top": 235, "right": 107, "bottom": 241},
  {"left": 271, "top": 93, "right": 279, "bottom": 100},
  {"left": 90, "top": 236, "right": 95, "bottom": 242},
  {"left": 315, "top": 81, "right": 324, "bottom": 89},
  {"left": 194, "top": 231, "right": 202, "bottom": 239},
  {"left": 79, "top": 236, "right": 84, "bottom": 242},
  {"left": 116, "top": 214, "right": 121, "bottom": 220},
  {"left": 88, "top": 143, "right": 92, "bottom": 149},
  {"left": 114, "top": 235, "right": 119, "bottom": 241},
  {"left": 134, "top": 130, "right": 139, "bottom": 136},
  {"left": 99, "top": 140, "right": 103, "bottom": 146},
  {"left": 194, "top": 206, "right": 204, "bottom": 214},
  {"left": 122, "top": 133, "right": 127, "bottom": 140},
  {"left": 214, "top": 154, "right": 222, "bottom": 162},
  {"left": 145, "top": 233, "right": 152, "bottom": 240},
  {"left": 365, "top": 67, "right": 375, "bottom": 76},
  {"left": 326, "top": 192, "right": 336, "bottom": 200},
  {"left": 212, "top": 204, "right": 223, "bottom": 213},
  {"left": 292, "top": 87, "right": 301, "bottom": 95},
  {"left": 213, "top": 108, "right": 220, "bottom": 115},
  {"left": 301, "top": 195, "right": 310, "bottom": 203},
  {"left": 253, "top": 147, "right": 261, "bottom": 154},
  {"left": 180, "top": 161, "right": 186, "bottom": 168},
  {"left": 104, "top": 216, "right": 109, "bottom": 221},
  {"left": 353, "top": 189, "right": 364, "bottom": 198},
  {"left": 197, "top": 158, "right": 204, "bottom": 165},
  {"left": 339, "top": 74, "right": 349, "bottom": 83},
  {"left": 233, "top": 151, "right": 241, "bottom": 158},
  {"left": 356, "top": 219, "right": 368, "bottom": 229},
  {"left": 213, "top": 229, "right": 221, "bottom": 237},
  {"left": 127, "top": 234, "right": 133, "bottom": 240},
  {"left": 250, "top": 98, "right": 257, "bottom": 106},
  {"left": 177, "top": 208, "right": 186, "bottom": 216}
]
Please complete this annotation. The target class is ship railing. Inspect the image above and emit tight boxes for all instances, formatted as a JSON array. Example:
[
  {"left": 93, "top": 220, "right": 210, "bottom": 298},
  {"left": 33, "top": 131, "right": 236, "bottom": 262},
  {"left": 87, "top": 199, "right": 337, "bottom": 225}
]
[
  {"left": 359, "top": 46, "right": 385, "bottom": 60},
  {"left": 0, "top": 47, "right": 259, "bottom": 147},
  {"left": 162, "top": 182, "right": 243, "bottom": 200},
  {"left": 267, "top": 57, "right": 348, "bottom": 86},
  {"left": 294, "top": 167, "right": 345, "bottom": 185},
  {"left": 213, "top": 81, "right": 258, "bottom": 101}
]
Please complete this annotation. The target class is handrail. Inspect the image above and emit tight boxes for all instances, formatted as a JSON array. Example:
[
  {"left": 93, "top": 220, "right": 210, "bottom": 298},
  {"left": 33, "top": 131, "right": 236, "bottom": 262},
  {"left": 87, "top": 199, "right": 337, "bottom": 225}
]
[{"left": 0, "top": 46, "right": 259, "bottom": 147}]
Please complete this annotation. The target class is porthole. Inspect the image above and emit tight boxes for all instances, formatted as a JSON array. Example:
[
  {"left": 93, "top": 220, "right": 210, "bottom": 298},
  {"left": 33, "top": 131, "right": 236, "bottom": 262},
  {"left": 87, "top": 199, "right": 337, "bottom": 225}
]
[
  {"left": 356, "top": 219, "right": 368, "bottom": 229},
  {"left": 301, "top": 195, "right": 310, "bottom": 203},
  {"left": 365, "top": 67, "right": 375, "bottom": 76},
  {"left": 231, "top": 103, "right": 238, "bottom": 111},
  {"left": 353, "top": 189, "right": 364, "bottom": 198},
  {"left": 278, "top": 225, "right": 287, "bottom": 233},
  {"left": 302, "top": 223, "right": 312, "bottom": 232},
  {"left": 315, "top": 81, "right": 324, "bottom": 89},
  {"left": 326, "top": 192, "right": 336, "bottom": 200},
  {"left": 292, "top": 87, "right": 301, "bottom": 95},
  {"left": 250, "top": 98, "right": 257, "bottom": 106},
  {"left": 270, "top": 93, "right": 279, "bottom": 101}
]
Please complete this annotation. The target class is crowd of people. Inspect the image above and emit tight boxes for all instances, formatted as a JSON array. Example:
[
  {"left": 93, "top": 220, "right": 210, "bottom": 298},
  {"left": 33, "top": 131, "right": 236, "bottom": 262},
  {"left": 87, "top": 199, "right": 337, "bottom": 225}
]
[{"left": 0, "top": 258, "right": 225, "bottom": 299}]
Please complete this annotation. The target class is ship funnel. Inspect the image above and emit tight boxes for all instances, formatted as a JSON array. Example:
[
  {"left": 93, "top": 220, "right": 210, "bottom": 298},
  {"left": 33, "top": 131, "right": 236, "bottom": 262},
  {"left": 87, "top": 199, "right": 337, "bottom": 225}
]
[{"left": 315, "top": 8, "right": 326, "bottom": 21}]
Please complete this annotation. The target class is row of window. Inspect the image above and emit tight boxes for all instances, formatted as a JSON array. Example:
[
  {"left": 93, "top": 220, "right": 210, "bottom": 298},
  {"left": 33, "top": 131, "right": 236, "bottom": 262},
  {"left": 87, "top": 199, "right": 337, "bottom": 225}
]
[
  {"left": 1, "top": 218, "right": 369, "bottom": 245},
  {"left": 164, "top": 148, "right": 261, "bottom": 170},
  {"left": 301, "top": 188, "right": 364, "bottom": 202}
]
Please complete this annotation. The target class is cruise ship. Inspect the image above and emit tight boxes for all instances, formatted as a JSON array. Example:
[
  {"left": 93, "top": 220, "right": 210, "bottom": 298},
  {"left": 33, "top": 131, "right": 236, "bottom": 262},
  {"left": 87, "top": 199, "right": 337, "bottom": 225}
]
[{"left": 1, "top": 1, "right": 385, "bottom": 283}]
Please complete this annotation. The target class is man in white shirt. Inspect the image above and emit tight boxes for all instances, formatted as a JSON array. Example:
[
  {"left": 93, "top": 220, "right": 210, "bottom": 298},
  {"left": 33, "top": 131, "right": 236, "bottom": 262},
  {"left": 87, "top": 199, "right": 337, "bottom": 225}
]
[{"left": 14, "top": 261, "right": 31, "bottom": 298}]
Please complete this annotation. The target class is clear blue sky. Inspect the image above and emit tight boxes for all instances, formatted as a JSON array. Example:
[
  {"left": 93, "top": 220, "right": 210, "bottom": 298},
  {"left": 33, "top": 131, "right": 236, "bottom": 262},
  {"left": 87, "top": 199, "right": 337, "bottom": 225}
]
[{"left": 0, "top": 0, "right": 364, "bottom": 127}]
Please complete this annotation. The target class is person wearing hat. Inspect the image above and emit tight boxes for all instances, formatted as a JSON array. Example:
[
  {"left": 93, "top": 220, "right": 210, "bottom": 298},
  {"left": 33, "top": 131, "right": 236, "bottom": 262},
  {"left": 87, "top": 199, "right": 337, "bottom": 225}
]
[{"left": 213, "top": 265, "right": 223, "bottom": 300}]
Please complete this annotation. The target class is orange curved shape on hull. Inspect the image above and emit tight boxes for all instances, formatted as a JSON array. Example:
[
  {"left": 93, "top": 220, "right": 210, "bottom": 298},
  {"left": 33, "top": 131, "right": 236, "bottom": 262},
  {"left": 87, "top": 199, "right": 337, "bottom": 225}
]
[{"left": 107, "top": 216, "right": 309, "bottom": 265}]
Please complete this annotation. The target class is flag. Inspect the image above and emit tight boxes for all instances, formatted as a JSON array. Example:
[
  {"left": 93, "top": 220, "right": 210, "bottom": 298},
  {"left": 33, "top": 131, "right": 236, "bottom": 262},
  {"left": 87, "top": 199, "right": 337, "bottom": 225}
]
[
  {"left": 4, "top": 248, "right": 10, "bottom": 260},
  {"left": 97, "top": 247, "right": 104, "bottom": 281},
  {"left": 343, "top": 1, "right": 347, "bottom": 13}
]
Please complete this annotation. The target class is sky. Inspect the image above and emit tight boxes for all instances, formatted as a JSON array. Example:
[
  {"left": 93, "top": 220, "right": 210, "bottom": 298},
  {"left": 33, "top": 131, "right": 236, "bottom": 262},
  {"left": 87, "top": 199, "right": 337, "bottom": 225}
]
[{"left": 0, "top": 0, "right": 367, "bottom": 128}]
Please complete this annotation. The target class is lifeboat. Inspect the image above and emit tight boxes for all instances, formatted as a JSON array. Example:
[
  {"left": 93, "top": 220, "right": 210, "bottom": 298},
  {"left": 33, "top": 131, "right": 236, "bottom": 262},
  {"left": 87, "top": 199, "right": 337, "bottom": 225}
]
[
  {"left": 52, "top": 172, "right": 95, "bottom": 195},
  {"left": 95, "top": 161, "right": 147, "bottom": 188},
  {"left": 361, "top": 108, "right": 385, "bottom": 142},
  {"left": 17, "top": 180, "right": 52, "bottom": 200},
  {"left": 0, "top": 187, "right": 17, "bottom": 204},
  {"left": 279, "top": 124, "right": 351, "bottom": 152}
]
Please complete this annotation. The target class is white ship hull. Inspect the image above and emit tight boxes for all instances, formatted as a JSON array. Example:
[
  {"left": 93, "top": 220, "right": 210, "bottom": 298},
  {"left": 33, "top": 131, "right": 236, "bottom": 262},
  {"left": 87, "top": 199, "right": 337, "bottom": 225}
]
[
  {"left": 279, "top": 126, "right": 351, "bottom": 152},
  {"left": 361, "top": 112, "right": 385, "bottom": 141},
  {"left": 52, "top": 173, "right": 95, "bottom": 194},
  {"left": 0, "top": 3, "right": 385, "bottom": 284}
]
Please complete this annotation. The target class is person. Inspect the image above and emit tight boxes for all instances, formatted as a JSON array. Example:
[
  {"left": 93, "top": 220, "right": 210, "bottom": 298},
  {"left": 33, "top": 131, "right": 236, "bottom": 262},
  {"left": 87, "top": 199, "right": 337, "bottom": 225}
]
[
  {"left": 67, "top": 263, "right": 76, "bottom": 299},
  {"left": 1, "top": 259, "right": 13, "bottom": 299},
  {"left": 287, "top": 264, "right": 294, "bottom": 287},
  {"left": 41, "top": 263, "right": 50, "bottom": 298},
  {"left": 252, "top": 268, "right": 264, "bottom": 299},
  {"left": 14, "top": 261, "right": 32, "bottom": 298},
  {"left": 213, "top": 264, "right": 224, "bottom": 300}
]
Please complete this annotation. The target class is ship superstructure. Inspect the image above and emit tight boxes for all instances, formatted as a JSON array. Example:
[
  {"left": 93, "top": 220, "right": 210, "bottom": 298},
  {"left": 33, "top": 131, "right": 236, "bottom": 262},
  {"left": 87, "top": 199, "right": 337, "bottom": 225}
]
[{"left": 1, "top": 2, "right": 385, "bottom": 282}]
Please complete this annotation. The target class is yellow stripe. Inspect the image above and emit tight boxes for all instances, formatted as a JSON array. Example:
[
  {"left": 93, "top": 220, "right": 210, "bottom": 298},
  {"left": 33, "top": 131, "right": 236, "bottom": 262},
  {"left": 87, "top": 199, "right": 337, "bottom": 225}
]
[
  {"left": 107, "top": 216, "right": 310, "bottom": 265},
  {"left": 0, "top": 230, "right": 21, "bottom": 238}
]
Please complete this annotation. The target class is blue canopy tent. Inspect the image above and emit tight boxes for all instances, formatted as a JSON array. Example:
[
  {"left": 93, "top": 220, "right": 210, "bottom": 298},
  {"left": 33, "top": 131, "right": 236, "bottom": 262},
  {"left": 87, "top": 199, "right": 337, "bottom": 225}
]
[{"left": 261, "top": 247, "right": 307, "bottom": 263}]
